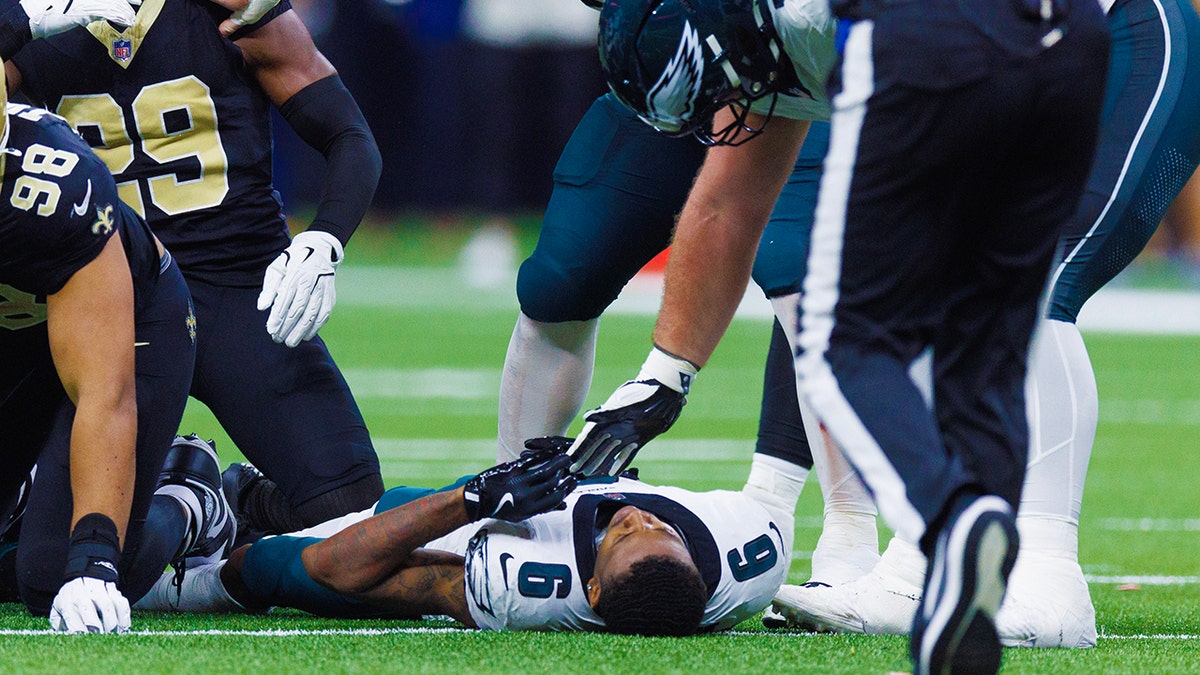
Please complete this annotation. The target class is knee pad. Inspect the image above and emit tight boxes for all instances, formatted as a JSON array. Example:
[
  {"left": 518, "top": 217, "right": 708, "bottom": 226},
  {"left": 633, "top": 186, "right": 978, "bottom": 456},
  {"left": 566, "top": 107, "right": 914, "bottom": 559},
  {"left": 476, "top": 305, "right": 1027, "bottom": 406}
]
[
  {"left": 516, "top": 255, "right": 614, "bottom": 323},
  {"left": 293, "top": 473, "right": 385, "bottom": 528},
  {"left": 518, "top": 95, "right": 702, "bottom": 323}
]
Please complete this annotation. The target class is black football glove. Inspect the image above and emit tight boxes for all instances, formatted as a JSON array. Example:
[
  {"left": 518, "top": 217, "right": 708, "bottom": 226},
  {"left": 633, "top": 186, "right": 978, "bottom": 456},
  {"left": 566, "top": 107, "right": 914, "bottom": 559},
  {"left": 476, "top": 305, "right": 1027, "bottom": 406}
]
[
  {"left": 568, "top": 347, "right": 695, "bottom": 478},
  {"left": 463, "top": 446, "right": 577, "bottom": 522},
  {"left": 521, "top": 436, "right": 575, "bottom": 455}
]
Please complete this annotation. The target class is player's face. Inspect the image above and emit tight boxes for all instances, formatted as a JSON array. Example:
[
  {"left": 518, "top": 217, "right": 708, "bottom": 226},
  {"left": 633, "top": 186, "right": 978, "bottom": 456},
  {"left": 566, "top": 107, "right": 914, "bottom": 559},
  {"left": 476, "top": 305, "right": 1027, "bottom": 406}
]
[{"left": 589, "top": 506, "right": 695, "bottom": 598}]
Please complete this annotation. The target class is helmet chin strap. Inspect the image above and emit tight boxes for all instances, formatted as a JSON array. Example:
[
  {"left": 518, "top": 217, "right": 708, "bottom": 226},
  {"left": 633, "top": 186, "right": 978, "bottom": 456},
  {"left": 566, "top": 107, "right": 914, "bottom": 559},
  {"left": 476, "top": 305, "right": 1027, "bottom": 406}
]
[
  {"left": 711, "top": 0, "right": 786, "bottom": 109},
  {"left": 754, "top": 0, "right": 785, "bottom": 92},
  {"left": 705, "top": 35, "right": 743, "bottom": 91}
]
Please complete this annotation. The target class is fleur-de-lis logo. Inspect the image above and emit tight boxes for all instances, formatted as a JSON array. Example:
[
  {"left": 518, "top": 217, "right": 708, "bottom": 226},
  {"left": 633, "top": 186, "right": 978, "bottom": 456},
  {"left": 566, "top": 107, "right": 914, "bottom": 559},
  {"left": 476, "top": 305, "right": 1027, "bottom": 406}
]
[
  {"left": 186, "top": 303, "right": 197, "bottom": 344},
  {"left": 92, "top": 204, "right": 114, "bottom": 235}
]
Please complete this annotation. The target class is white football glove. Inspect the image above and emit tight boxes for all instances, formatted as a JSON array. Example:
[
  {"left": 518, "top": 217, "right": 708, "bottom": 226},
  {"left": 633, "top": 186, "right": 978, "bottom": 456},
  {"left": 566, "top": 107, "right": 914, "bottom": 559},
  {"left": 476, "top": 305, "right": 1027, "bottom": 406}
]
[
  {"left": 19, "top": 0, "right": 135, "bottom": 39},
  {"left": 50, "top": 577, "right": 131, "bottom": 634},
  {"left": 567, "top": 347, "right": 697, "bottom": 478},
  {"left": 258, "top": 230, "right": 343, "bottom": 348}
]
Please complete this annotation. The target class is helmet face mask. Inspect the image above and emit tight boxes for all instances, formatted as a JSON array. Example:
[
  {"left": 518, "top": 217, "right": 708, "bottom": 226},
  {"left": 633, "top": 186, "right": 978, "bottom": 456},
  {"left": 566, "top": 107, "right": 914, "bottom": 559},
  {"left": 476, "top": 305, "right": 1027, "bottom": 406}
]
[
  {"left": 599, "top": 0, "right": 786, "bottom": 146},
  {"left": 697, "top": 89, "right": 779, "bottom": 147}
]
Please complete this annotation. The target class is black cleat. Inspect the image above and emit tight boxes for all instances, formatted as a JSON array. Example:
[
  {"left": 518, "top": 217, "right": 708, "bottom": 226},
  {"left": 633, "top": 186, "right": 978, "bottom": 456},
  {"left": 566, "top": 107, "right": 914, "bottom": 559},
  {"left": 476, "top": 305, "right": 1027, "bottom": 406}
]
[
  {"left": 221, "top": 462, "right": 272, "bottom": 548},
  {"left": 157, "top": 434, "right": 237, "bottom": 565},
  {"left": 0, "top": 467, "right": 34, "bottom": 543},
  {"left": 911, "top": 495, "right": 1018, "bottom": 675}
]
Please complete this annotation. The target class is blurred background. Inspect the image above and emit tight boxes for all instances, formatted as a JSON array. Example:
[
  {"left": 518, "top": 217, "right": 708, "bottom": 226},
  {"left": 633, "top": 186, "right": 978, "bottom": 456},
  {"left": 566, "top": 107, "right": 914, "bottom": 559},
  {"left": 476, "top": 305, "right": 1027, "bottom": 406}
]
[{"left": 275, "top": 0, "right": 604, "bottom": 219}]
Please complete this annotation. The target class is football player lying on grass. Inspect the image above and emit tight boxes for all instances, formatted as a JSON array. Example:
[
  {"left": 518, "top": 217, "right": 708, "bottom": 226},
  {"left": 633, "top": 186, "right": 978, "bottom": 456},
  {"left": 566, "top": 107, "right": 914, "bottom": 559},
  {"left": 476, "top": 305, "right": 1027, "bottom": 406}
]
[{"left": 138, "top": 439, "right": 789, "bottom": 635}]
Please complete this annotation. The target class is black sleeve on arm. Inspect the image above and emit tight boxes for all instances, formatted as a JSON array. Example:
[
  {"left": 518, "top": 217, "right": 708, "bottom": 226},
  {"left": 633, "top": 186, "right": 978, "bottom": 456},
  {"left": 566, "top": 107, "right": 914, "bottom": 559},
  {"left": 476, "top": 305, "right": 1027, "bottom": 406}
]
[
  {"left": 0, "top": 5, "right": 31, "bottom": 61},
  {"left": 277, "top": 74, "right": 382, "bottom": 246}
]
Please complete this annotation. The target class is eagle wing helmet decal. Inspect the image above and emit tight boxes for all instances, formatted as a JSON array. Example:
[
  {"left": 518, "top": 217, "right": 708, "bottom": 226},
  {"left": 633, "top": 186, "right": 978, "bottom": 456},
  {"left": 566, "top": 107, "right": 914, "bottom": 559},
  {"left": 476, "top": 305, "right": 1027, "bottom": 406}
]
[{"left": 641, "top": 20, "right": 705, "bottom": 134}]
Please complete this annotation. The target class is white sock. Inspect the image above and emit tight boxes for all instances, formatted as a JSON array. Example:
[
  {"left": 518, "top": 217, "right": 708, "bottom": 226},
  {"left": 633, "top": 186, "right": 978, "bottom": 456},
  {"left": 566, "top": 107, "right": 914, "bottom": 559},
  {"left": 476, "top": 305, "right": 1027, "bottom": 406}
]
[
  {"left": 1021, "top": 319, "right": 1095, "bottom": 558},
  {"left": 743, "top": 453, "right": 809, "bottom": 556},
  {"left": 771, "top": 293, "right": 880, "bottom": 584},
  {"left": 1014, "top": 515, "right": 1080, "bottom": 563},
  {"left": 875, "top": 535, "right": 927, "bottom": 589},
  {"left": 497, "top": 313, "right": 599, "bottom": 461},
  {"left": 132, "top": 562, "right": 246, "bottom": 613},
  {"left": 808, "top": 404, "right": 881, "bottom": 584}
]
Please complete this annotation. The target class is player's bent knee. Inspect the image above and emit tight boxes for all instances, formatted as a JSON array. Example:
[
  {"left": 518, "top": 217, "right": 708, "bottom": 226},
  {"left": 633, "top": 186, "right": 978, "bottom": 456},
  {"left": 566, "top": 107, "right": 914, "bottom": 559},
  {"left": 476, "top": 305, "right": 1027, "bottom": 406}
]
[
  {"left": 516, "top": 256, "right": 613, "bottom": 323},
  {"left": 293, "top": 473, "right": 385, "bottom": 528},
  {"left": 15, "top": 540, "right": 59, "bottom": 617}
]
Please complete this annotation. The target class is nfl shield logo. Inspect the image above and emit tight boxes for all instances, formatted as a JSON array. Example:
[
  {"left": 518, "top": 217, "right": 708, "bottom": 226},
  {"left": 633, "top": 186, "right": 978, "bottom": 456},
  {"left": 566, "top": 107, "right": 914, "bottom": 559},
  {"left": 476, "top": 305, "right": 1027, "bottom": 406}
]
[{"left": 113, "top": 38, "right": 132, "bottom": 61}]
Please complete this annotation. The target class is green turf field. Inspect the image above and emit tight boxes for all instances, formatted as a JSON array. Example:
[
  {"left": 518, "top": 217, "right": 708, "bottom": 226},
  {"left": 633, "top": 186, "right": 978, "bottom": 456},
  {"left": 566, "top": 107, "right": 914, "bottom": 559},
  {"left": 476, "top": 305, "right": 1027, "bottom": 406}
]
[{"left": 1, "top": 226, "right": 1198, "bottom": 673}]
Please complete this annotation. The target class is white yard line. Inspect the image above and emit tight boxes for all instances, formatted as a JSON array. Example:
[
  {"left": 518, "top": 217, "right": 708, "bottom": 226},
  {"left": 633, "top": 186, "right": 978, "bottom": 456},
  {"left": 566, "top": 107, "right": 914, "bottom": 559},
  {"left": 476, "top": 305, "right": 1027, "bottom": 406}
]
[
  {"left": 0, "top": 627, "right": 1196, "bottom": 639},
  {"left": 0, "top": 627, "right": 465, "bottom": 637},
  {"left": 340, "top": 368, "right": 498, "bottom": 400},
  {"left": 1084, "top": 575, "right": 1200, "bottom": 585},
  {"left": 338, "top": 266, "right": 1200, "bottom": 334},
  {"left": 371, "top": 438, "right": 760, "bottom": 462},
  {"left": 729, "top": 631, "right": 1200, "bottom": 640},
  {"left": 1098, "top": 399, "right": 1200, "bottom": 425},
  {"left": 340, "top": 365, "right": 1200, "bottom": 426},
  {"left": 1096, "top": 518, "right": 1200, "bottom": 531}
]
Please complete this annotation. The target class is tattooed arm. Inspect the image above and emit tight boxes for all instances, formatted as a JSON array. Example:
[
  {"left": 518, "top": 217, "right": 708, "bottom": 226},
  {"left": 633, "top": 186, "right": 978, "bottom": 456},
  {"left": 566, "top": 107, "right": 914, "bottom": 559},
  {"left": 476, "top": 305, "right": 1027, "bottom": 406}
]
[
  {"left": 216, "top": 453, "right": 573, "bottom": 624},
  {"left": 299, "top": 487, "right": 476, "bottom": 625}
]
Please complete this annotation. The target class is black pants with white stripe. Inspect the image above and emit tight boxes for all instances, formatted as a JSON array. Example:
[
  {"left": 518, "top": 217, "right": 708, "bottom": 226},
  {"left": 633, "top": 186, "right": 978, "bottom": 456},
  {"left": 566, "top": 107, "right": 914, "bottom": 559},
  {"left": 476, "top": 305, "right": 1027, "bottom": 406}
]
[{"left": 798, "top": 0, "right": 1110, "bottom": 553}]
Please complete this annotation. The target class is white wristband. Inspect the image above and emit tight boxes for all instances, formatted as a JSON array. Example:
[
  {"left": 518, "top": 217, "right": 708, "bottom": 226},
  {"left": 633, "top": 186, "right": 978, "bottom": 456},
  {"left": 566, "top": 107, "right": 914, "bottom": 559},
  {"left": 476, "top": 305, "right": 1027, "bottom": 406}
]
[{"left": 636, "top": 346, "right": 698, "bottom": 394}]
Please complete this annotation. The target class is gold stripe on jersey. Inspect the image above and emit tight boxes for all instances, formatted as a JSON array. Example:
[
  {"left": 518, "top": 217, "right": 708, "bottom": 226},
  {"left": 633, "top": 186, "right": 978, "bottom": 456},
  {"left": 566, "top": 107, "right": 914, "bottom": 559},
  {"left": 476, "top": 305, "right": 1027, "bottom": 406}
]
[
  {"left": 0, "top": 65, "right": 8, "bottom": 147},
  {"left": 87, "top": 0, "right": 169, "bottom": 69}
]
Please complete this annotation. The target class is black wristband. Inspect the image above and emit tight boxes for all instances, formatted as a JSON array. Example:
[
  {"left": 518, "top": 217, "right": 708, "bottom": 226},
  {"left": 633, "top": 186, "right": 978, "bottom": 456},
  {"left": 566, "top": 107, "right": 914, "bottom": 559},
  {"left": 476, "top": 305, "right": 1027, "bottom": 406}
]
[
  {"left": 225, "top": 0, "right": 292, "bottom": 41},
  {"left": 277, "top": 74, "right": 381, "bottom": 247},
  {"left": 0, "top": 5, "right": 32, "bottom": 62},
  {"left": 63, "top": 513, "right": 121, "bottom": 584}
]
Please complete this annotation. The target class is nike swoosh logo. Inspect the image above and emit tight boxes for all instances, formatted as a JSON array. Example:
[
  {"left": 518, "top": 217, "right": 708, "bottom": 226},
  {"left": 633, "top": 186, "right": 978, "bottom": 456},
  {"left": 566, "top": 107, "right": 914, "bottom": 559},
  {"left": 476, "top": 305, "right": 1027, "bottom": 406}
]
[
  {"left": 499, "top": 553, "right": 514, "bottom": 590},
  {"left": 73, "top": 180, "right": 92, "bottom": 217},
  {"left": 134, "top": 341, "right": 150, "bottom": 347},
  {"left": 495, "top": 492, "right": 515, "bottom": 514}
]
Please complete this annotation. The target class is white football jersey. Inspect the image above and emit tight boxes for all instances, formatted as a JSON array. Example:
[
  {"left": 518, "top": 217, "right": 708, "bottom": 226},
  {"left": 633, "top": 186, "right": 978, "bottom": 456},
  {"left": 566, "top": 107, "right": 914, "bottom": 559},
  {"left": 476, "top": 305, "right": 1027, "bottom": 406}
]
[
  {"left": 750, "top": 0, "right": 838, "bottom": 122},
  {"left": 425, "top": 477, "right": 788, "bottom": 632}
]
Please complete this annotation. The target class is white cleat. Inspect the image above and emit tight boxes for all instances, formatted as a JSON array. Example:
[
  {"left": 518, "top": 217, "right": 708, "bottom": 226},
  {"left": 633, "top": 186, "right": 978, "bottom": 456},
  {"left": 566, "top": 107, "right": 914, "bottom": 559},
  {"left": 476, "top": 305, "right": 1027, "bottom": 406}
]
[
  {"left": 996, "top": 554, "right": 1097, "bottom": 648},
  {"left": 133, "top": 562, "right": 248, "bottom": 614},
  {"left": 772, "top": 568, "right": 921, "bottom": 635},
  {"left": 761, "top": 604, "right": 789, "bottom": 629}
]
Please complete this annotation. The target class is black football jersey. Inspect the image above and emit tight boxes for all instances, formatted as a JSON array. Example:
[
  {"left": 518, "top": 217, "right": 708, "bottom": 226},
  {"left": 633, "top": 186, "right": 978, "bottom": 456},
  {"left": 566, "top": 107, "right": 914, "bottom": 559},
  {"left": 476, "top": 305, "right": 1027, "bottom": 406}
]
[
  {"left": 11, "top": 0, "right": 293, "bottom": 287},
  {"left": 0, "top": 104, "right": 159, "bottom": 333}
]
